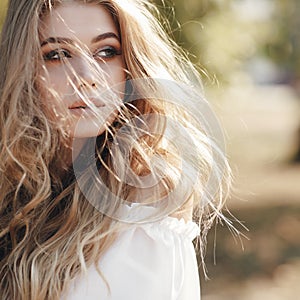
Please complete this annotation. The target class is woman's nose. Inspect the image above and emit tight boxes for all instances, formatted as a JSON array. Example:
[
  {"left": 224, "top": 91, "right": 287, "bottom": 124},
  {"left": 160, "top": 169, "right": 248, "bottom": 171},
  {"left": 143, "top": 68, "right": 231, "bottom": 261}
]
[{"left": 73, "top": 57, "right": 98, "bottom": 89}]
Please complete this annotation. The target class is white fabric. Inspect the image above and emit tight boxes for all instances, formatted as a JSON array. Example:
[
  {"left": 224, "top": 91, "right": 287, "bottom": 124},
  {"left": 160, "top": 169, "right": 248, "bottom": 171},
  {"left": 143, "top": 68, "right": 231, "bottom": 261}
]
[{"left": 62, "top": 216, "right": 201, "bottom": 300}]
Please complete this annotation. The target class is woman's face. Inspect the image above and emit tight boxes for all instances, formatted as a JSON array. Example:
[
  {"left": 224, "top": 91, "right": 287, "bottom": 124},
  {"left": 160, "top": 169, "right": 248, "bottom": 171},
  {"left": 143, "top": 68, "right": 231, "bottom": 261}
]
[{"left": 38, "top": 2, "right": 126, "bottom": 139}]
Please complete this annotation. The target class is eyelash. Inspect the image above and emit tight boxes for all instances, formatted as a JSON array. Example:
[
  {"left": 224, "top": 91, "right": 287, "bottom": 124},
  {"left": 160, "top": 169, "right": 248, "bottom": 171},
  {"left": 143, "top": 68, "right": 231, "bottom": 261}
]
[
  {"left": 43, "top": 46, "right": 121, "bottom": 62},
  {"left": 43, "top": 49, "right": 71, "bottom": 61},
  {"left": 95, "top": 46, "right": 121, "bottom": 60}
]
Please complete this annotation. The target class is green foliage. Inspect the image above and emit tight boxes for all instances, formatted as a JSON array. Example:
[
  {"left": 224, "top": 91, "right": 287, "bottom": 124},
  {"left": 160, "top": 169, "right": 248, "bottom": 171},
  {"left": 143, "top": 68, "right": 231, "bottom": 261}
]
[
  {"left": 154, "top": 0, "right": 271, "bottom": 84},
  {"left": 0, "top": 0, "right": 8, "bottom": 29},
  {"left": 265, "top": 0, "right": 300, "bottom": 79},
  {"left": 155, "top": 0, "right": 300, "bottom": 84}
]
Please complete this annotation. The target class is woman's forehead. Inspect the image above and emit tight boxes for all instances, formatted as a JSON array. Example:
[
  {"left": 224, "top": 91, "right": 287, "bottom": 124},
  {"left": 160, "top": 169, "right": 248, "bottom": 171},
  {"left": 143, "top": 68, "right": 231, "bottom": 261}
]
[{"left": 39, "top": 2, "right": 118, "bottom": 45}]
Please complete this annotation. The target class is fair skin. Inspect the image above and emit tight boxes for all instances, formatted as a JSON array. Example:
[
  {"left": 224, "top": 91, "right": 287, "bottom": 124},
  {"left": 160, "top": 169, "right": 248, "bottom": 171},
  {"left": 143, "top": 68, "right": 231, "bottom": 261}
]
[{"left": 38, "top": 2, "right": 126, "bottom": 144}]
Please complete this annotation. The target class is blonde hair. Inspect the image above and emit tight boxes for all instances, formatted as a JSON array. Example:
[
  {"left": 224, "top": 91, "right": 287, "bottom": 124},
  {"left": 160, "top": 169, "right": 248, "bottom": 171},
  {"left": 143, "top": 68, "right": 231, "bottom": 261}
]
[{"left": 0, "top": 0, "right": 233, "bottom": 299}]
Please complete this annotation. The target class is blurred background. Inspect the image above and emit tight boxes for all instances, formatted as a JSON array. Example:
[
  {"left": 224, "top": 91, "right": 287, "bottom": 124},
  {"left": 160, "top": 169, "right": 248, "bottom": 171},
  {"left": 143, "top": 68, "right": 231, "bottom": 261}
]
[
  {"left": 154, "top": 0, "right": 300, "bottom": 299},
  {"left": 1, "top": 0, "right": 299, "bottom": 299}
]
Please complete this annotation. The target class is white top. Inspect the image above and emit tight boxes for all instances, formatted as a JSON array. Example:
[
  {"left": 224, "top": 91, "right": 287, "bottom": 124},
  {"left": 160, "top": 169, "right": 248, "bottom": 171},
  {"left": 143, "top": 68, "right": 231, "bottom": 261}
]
[{"left": 62, "top": 216, "right": 201, "bottom": 300}]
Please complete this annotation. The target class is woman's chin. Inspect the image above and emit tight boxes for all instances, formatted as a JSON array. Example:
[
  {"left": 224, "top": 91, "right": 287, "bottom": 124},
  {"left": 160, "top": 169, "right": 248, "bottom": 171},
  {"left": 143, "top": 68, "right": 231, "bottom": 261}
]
[{"left": 70, "top": 126, "right": 106, "bottom": 139}]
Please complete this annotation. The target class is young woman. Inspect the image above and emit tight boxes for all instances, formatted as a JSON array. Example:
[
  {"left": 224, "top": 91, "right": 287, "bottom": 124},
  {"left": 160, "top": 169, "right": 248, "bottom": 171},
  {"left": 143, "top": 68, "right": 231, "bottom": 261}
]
[{"left": 0, "top": 0, "right": 232, "bottom": 299}]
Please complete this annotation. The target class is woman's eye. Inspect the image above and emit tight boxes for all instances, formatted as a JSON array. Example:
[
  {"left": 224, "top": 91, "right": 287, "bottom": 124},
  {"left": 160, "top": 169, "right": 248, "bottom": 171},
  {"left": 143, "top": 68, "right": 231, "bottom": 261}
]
[
  {"left": 95, "top": 46, "right": 121, "bottom": 60},
  {"left": 43, "top": 49, "right": 71, "bottom": 61}
]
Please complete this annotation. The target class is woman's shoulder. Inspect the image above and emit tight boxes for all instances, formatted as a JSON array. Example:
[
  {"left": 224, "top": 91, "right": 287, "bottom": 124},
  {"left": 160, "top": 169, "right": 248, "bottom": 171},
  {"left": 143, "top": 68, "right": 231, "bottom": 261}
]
[
  {"left": 62, "top": 214, "right": 201, "bottom": 300},
  {"left": 113, "top": 199, "right": 200, "bottom": 242},
  {"left": 123, "top": 215, "right": 200, "bottom": 242}
]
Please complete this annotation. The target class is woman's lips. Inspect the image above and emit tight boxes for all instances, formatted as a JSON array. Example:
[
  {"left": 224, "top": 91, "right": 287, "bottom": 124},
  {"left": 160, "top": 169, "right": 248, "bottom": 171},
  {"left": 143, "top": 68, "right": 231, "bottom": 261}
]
[{"left": 69, "top": 98, "right": 105, "bottom": 110}]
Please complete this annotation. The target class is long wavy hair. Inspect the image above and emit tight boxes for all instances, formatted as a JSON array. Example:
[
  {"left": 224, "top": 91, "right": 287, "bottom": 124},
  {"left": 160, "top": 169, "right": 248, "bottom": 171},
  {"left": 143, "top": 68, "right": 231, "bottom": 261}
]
[{"left": 0, "top": 0, "right": 233, "bottom": 299}]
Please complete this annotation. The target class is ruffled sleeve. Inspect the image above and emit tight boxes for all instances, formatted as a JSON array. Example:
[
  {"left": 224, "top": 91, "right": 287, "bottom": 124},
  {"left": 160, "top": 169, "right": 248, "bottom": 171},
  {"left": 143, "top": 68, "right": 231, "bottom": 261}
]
[{"left": 62, "top": 216, "right": 201, "bottom": 300}]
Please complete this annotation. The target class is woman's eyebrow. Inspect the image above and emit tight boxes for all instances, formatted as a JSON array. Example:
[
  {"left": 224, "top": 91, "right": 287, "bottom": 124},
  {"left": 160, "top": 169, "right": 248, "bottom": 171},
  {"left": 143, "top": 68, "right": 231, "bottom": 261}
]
[
  {"left": 40, "top": 37, "right": 74, "bottom": 47},
  {"left": 40, "top": 32, "right": 120, "bottom": 47},
  {"left": 91, "top": 32, "right": 120, "bottom": 44}
]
